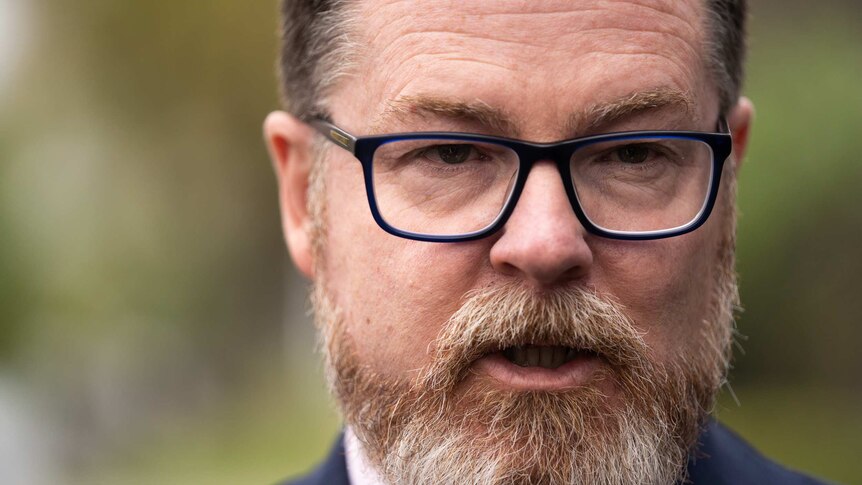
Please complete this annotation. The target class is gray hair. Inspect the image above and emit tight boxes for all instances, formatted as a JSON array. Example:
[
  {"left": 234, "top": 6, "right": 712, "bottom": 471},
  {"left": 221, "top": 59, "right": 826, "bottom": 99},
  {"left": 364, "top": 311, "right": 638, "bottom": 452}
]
[
  {"left": 278, "top": 0, "right": 748, "bottom": 119},
  {"left": 277, "top": 0, "right": 359, "bottom": 120},
  {"left": 703, "top": 0, "right": 749, "bottom": 114}
]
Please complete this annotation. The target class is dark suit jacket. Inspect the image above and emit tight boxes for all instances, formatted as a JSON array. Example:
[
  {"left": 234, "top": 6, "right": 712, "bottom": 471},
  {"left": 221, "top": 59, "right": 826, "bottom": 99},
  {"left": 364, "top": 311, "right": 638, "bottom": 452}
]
[{"left": 281, "top": 420, "right": 831, "bottom": 485}]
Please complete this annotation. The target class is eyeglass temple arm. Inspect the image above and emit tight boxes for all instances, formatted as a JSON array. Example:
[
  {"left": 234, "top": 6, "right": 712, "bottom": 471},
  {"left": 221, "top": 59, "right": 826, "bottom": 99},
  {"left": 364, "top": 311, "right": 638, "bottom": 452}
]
[{"left": 307, "top": 118, "right": 357, "bottom": 154}]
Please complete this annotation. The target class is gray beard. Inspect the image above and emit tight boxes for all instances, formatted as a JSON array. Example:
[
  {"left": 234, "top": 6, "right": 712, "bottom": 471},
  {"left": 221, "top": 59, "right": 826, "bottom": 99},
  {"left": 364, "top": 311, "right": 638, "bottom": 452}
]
[{"left": 313, "top": 281, "right": 733, "bottom": 485}]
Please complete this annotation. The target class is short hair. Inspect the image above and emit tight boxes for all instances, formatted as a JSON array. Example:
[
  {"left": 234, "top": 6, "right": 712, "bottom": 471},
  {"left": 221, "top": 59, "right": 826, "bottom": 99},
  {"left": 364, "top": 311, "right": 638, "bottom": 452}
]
[{"left": 278, "top": 0, "right": 747, "bottom": 120}]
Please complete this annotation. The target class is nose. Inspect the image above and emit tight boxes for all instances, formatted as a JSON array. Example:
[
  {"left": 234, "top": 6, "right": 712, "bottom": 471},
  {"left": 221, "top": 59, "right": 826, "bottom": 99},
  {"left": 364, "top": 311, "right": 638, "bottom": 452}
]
[{"left": 489, "top": 161, "right": 594, "bottom": 286}]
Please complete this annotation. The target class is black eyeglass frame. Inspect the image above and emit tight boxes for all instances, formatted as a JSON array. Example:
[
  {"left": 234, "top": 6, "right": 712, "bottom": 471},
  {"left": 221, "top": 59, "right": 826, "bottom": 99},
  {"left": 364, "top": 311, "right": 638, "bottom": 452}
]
[{"left": 306, "top": 117, "right": 733, "bottom": 242}]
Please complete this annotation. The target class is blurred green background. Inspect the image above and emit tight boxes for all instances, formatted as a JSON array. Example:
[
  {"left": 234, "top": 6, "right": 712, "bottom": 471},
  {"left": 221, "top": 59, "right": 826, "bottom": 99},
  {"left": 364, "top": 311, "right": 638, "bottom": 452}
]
[{"left": 0, "top": 1, "right": 860, "bottom": 484}]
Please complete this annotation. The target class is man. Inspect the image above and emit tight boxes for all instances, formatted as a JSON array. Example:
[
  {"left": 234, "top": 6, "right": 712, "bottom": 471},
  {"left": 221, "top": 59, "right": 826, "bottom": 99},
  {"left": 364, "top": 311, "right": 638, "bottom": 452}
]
[{"left": 265, "top": 1, "right": 828, "bottom": 484}]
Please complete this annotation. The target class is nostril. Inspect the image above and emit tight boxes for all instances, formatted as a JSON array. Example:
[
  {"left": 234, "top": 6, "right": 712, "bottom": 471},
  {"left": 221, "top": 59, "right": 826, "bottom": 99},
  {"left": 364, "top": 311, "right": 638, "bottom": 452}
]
[
  {"left": 490, "top": 234, "right": 593, "bottom": 286},
  {"left": 489, "top": 165, "right": 594, "bottom": 285}
]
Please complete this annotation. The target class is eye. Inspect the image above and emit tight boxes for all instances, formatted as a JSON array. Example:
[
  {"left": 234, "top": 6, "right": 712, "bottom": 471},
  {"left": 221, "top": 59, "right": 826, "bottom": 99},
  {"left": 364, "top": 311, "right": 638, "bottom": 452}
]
[
  {"left": 615, "top": 144, "right": 651, "bottom": 164},
  {"left": 424, "top": 144, "right": 475, "bottom": 164}
]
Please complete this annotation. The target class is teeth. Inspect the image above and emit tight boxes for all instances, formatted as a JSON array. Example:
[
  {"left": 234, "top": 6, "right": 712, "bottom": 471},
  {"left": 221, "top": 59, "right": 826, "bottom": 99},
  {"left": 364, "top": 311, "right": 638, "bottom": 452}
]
[
  {"left": 514, "top": 347, "right": 527, "bottom": 366},
  {"left": 506, "top": 345, "right": 579, "bottom": 369},
  {"left": 539, "top": 347, "right": 555, "bottom": 368},
  {"left": 553, "top": 346, "right": 567, "bottom": 365},
  {"left": 525, "top": 346, "right": 540, "bottom": 367}
]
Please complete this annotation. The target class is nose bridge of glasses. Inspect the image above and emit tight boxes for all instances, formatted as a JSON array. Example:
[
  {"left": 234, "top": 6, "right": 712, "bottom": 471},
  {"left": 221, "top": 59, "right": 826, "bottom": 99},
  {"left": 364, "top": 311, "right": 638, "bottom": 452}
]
[
  {"left": 510, "top": 143, "right": 579, "bottom": 215},
  {"left": 516, "top": 142, "right": 575, "bottom": 178},
  {"left": 507, "top": 143, "right": 580, "bottom": 216},
  {"left": 519, "top": 143, "right": 571, "bottom": 165}
]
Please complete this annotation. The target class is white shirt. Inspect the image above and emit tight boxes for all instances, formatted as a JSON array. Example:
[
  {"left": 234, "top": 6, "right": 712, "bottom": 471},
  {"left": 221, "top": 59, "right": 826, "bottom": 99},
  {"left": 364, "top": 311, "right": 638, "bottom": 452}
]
[{"left": 345, "top": 427, "right": 387, "bottom": 485}]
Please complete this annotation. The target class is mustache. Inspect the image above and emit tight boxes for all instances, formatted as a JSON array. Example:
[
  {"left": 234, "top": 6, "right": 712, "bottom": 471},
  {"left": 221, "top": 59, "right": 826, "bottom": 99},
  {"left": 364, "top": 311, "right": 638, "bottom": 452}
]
[{"left": 422, "top": 283, "right": 655, "bottom": 390}]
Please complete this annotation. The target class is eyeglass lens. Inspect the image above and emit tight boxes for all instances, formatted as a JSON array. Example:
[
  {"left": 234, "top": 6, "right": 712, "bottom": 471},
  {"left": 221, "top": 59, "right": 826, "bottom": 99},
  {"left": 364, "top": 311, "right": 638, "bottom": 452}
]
[
  {"left": 571, "top": 137, "right": 714, "bottom": 233},
  {"left": 370, "top": 137, "right": 714, "bottom": 237}
]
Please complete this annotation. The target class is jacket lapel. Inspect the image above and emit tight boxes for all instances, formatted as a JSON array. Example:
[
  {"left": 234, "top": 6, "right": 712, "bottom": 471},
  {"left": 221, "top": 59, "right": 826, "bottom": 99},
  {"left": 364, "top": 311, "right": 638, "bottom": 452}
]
[{"left": 279, "top": 433, "right": 350, "bottom": 485}]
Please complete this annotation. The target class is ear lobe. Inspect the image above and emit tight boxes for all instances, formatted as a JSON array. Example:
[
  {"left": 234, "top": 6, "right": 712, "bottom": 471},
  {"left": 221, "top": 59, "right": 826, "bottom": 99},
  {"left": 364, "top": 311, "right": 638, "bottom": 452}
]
[
  {"left": 727, "top": 97, "right": 755, "bottom": 170},
  {"left": 264, "top": 111, "right": 316, "bottom": 279}
]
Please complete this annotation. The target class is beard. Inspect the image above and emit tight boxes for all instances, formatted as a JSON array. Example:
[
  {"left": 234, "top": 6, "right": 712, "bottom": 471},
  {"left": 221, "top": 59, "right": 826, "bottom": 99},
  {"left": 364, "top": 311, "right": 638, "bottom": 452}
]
[
  {"left": 313, "top": 278, "right": 733, "bottom": 485},
  {"left": 307, "top": 160, "right": 738, "bottom": 485}
]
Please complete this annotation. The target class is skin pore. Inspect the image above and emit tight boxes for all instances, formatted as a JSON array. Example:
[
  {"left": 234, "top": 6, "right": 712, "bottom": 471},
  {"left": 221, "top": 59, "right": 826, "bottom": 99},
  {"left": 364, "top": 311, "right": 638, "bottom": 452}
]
[{"left": 266, "top": 0, "right": 753, "bottom": 483}]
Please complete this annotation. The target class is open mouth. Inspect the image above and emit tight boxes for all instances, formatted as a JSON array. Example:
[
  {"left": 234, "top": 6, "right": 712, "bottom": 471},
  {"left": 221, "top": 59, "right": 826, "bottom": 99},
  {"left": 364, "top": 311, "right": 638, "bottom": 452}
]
[
  {"left": 501, "top": 345, "right": 588, "bottom": 369},
  {"left": 471, "top": 344, "right": 604, "bottom": 390}
]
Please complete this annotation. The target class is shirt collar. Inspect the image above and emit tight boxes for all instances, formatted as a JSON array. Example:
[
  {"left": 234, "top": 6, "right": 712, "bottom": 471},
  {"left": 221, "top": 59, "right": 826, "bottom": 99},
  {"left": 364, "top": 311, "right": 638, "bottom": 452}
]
[{"left": 344, "top": 427, "right": 387, "bottom": 485}]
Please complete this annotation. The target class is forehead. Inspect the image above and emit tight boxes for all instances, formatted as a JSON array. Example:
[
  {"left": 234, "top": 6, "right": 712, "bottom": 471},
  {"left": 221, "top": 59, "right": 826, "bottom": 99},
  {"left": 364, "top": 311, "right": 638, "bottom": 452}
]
[{"left": 343, "top": 0, "right": 712, "bottom": 135}]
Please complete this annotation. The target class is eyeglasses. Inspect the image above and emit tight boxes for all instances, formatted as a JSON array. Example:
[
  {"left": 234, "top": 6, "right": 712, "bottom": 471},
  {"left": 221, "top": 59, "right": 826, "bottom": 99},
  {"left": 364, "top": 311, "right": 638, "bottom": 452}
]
[{"left": 306, "top": 117, "right": 732, "bottom": 242}]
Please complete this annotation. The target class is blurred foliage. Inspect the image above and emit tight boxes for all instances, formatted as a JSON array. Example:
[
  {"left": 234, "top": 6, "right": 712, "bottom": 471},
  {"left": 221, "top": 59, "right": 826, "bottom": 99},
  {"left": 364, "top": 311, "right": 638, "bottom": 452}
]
[
  {"left": 0, "top": 0, "right": 859, "bottom": 484},
  {"left": 734, "top": 2, "right": 862, "bottom": 390}
]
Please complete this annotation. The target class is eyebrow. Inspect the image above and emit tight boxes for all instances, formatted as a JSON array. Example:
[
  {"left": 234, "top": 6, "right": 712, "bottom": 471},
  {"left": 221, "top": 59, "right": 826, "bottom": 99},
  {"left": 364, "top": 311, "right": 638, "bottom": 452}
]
[
  {"left": 374, "top": 95, "right": 517, "bottom": 135},
  {"left": 574, "top": 88, "right": 695, "bottom": 134},
  {"left": 373, "top": 87, "right": 695, "bottom": 137}
]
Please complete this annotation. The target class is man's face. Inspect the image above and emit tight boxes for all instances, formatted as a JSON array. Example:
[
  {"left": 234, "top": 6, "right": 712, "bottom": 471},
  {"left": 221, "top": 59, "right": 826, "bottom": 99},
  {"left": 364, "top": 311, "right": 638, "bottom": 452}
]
[
  {"left": 321, "top": 0, "right": 727, "bottom": 379},
  {"left": 268, "top": 0, "right": 751, "bottom": 483}
]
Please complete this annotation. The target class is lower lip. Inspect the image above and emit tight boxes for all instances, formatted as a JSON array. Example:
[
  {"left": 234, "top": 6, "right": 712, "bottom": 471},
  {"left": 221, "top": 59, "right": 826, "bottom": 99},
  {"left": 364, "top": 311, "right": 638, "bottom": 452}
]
[{"left": 471, "top": 352, "right": 604, "bottom": 391}]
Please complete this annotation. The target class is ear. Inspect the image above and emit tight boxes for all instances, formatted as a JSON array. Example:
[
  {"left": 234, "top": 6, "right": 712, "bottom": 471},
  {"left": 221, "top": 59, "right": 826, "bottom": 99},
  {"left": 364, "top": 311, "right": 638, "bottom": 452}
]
[
  {"left": 264, "top": 111, "right": 316, "bottom": 279},
  {"left": 727, "top": 96, "right": 754, "bottom": 171}
]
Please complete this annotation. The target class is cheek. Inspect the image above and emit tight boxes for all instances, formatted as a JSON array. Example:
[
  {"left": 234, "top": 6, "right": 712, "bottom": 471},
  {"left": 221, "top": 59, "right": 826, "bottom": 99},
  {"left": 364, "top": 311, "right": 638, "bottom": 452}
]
[
  {"left": 590, "top": 229, "right": 717, "bottom": 362},
  {"left": 321, "top": 159, "right": 490, "bottom": 377}
]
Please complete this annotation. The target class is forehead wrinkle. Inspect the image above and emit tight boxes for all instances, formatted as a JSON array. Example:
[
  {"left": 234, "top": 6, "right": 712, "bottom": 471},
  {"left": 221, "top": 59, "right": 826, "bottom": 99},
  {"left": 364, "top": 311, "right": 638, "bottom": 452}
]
[
  {"left": 570, "top": 87, "right": 696, "bottom": 135},
  {"left": 357, "top": 2, "right": 705, "bottom": 85},
  {"left": 372, "top": 95, "right": 519, "bottom": 135}
]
